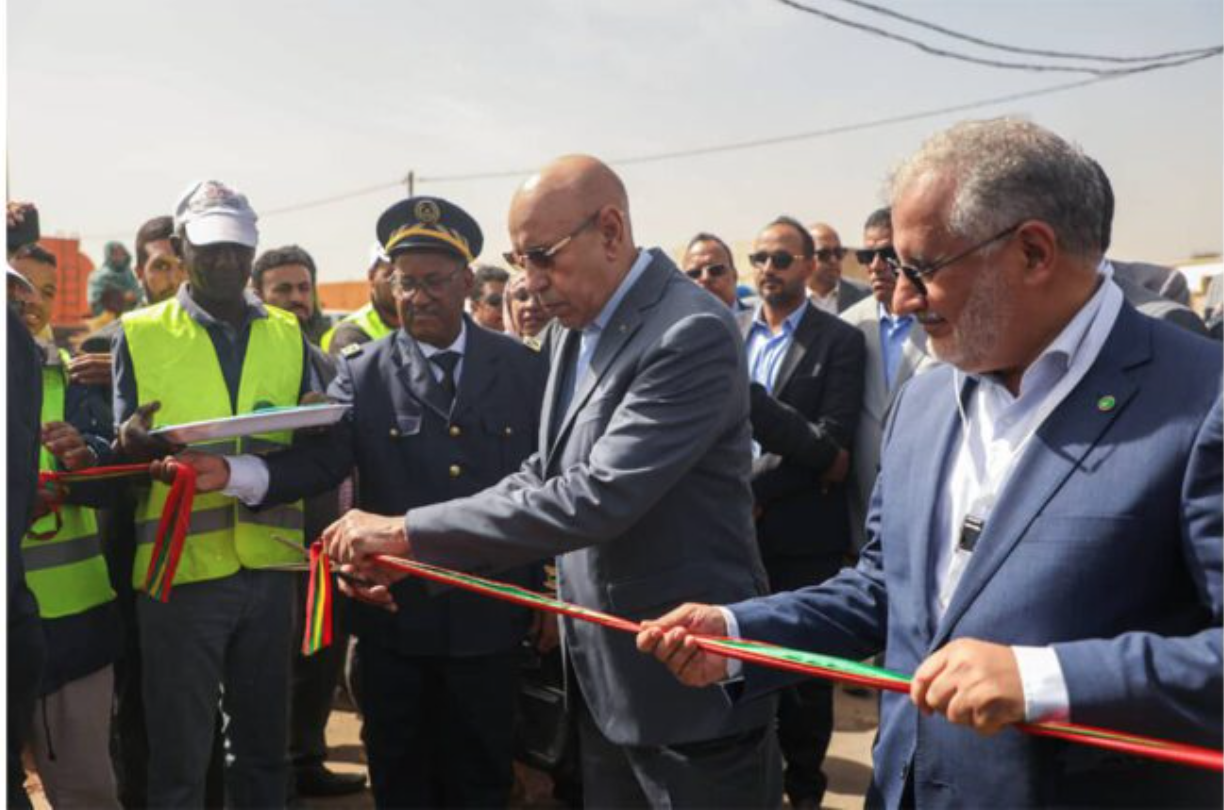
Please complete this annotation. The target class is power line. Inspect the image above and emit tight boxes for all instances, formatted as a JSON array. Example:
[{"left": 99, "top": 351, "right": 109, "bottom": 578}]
[
  {"left": 771, "top": 0, "right": 1222, "bottom": 75},
  {"left": 830, "top": 0, "right": 1220, "bottom": 64},
  {"left": 78, "top": 43, "right": 1219, "bottom": 239}
]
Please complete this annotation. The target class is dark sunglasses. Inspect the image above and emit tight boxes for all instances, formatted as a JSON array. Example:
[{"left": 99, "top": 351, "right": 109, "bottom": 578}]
[
  {"left": 685, "top": 263, "right": 730, "bottom": 280},
  {"left": 502, "top": 211, "right": 600, "bottom": 271},
  {"left": 748, "top": 251, "right": 808, "bottom": 270},
  {"left": 855, "top": 246, "right": 897, "bottom": 266},
  {"left": 482, "top": 293, "right": 504, "bottom": 308},
  {"left": 813, "top": 247, "right": 845, "bottom": 262},
  {"left": 887, "top": 223, "right": 1021, "bottom": 297},
  {"left": 511, "top": 289, "right": 532, "bottom": 303}
]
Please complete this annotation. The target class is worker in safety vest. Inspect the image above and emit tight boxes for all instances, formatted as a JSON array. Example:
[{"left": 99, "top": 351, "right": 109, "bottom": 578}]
[
  {"left": 13, "top": 247, "right": 120, "bottom": 809},
  {"left": 320, "top": 243, "right": 399, "bottom": 355},
  {"left": 112, "top": 180, "right": 319, "bottom": 808}
]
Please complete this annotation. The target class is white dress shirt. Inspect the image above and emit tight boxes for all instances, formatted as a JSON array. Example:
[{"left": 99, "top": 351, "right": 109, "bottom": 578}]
[
  {"left": 223, "top": 323, "right": 468, "bottom": 506},
  {"left": 808, "top": 288, "right": 838, "bottom": 315}
]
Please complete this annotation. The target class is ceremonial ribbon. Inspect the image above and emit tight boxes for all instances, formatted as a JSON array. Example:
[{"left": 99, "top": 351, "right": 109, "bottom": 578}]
[
  {"left": 302, "top": 541, "right": 333, "bottom": 655},
  {"left": 35, "top": 461, "right": 196, "bottom": 602},
  {"left": 301, "top": 546, "right": 1223, "bottom": 772}
]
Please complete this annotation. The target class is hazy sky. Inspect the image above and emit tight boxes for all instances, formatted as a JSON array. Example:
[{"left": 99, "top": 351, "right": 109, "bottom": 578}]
[{"left": 9, "top": 0, "right": 1222, "bottom": 283}]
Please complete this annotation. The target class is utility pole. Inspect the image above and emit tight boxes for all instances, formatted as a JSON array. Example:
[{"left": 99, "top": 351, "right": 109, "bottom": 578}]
[{"left": 404, "top": 170, "right": 415, "bottom": 197}]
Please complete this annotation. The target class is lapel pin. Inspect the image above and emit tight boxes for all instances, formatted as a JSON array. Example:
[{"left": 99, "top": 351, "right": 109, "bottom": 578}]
[{"left": 1097, "top": 395, "right": 1116, "bottom": 412}]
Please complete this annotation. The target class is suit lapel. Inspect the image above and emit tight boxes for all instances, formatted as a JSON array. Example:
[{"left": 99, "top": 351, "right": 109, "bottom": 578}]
[
  {"left": 930, "top": 309, "right": 1150, "bottom": 648},
  {"left": 452, "top": 320, "right": 496, "bottom": 420},
  {"left": 545, "top": 252, "right": 668, "bottom": 467},
  {"left": 773, "top": 303, "right": 819, "bottom": 394},
  {"left": 393, "top": 332, "right": 453, "bottom": 420},
  {"left": 908, "top": 375, "right": 966, "bottom": 643}
]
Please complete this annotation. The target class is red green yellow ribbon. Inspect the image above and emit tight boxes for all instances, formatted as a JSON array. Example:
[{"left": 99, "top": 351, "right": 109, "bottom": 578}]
[
  {"left": 302, "top": 542, "right": 333, "bottom": 655},
  {"left": 35, "top": 461, "right": 196, "bottom": 602},
  {"left": 301, "top": 549, "right": 1223, "bottom": 772}
]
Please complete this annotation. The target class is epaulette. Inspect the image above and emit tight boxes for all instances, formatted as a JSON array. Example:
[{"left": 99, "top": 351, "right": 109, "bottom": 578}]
[{"left": 340, "top": 343, "right": 365, "bottom": 359}]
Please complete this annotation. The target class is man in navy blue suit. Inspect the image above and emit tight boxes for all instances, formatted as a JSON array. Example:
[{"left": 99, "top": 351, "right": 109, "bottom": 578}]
[{"left": 638, "top": 118, "right": 1222, "bottom": 807}]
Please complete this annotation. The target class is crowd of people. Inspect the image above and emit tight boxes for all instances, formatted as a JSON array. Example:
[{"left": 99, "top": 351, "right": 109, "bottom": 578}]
[{"left": 6, "top": 115, "right": 1221, "bottom": 810}]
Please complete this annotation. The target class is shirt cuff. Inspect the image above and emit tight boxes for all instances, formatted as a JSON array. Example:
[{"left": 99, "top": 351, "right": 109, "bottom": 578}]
[
  {"left": 221, "top": 455, "right": 271, "bottom": 507},
  {"left": 1012, "top": 645, "right": 1070, "bottom": 722},
  {"left": 717, "top": 606, "right": 743, "bottom": 680}
]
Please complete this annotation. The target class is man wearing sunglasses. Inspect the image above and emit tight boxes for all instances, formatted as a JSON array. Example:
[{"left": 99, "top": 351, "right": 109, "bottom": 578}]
[
  {"left": 839, "top": 208, "right": 938, "bottom": 553},
  {"left": 682, "top": 232, "right": 747, "bottom": 311},
  {"left": 322, "top": 155, "right": 780, "bottom": 808},
  {"left": 469, "top": 263, "right": 510, "bottom": 332},
  {"left": 176, "top": 195, "right": 548, "bottom": 807},
  {"left": 742, "top": 215, "right": 865, "bottom": 809},
  {"left": 638, "top": 119, "right": 1221, "bottom": 807},
  {"left": 804, "top": 223, "right": 869, "bottom": 315}
]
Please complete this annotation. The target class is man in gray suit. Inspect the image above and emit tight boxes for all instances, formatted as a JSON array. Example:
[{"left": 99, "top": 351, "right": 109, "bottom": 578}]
[
  {"left": 325, "top": 155, "right": 781, "bottom": 808},
  {"left": 840, "top": 208, "right": 939, "bottom": 551}
]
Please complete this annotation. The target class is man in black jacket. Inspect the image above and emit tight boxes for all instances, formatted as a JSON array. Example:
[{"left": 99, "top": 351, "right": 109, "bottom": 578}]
[{"left": 741, "top": 215, "right": 866, "bottom": 809}]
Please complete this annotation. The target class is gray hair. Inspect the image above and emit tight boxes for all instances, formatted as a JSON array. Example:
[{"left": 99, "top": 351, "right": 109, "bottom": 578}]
[{"left": 890, "top": 118, "right": 1105, "bottom": 260}]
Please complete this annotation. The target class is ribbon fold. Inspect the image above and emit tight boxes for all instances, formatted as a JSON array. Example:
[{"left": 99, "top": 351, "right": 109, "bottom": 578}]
[{"left": 35, "top": 461, "right": 196, "bottom": 602}]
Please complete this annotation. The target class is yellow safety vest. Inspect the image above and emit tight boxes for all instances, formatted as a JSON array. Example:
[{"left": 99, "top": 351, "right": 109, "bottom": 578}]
[
  {"left": 21, "top": 352, "right": 116, "bottom": 619},
  {"left": 320, "top": 302, "right": 393, "bottom": 352},
  {"left": 122, "top": 299, "right": 306, "bottom": 589}
]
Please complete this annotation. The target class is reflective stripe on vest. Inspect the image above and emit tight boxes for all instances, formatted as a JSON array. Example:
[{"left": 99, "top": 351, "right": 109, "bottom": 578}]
[
  {"left": 320, "top": 303, "right": 393, "bottom": 352},
  {"left": 122, "top": 299, "right": 307, "bottom": 588},
  {"left": 21, "top": 357, "right": 116, "bottom": 619},
  {"left": 133, "top": 503, "right": 305, "bottom": 546}
]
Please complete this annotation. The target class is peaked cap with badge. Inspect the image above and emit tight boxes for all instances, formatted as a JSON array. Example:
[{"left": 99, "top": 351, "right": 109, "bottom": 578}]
[{"left": 376, "top": 196, "right": 483, "bottom": 263}]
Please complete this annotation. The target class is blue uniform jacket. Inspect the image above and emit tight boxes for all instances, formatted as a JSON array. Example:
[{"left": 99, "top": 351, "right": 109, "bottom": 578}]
[{"left": 261, "top": 318, "right": 548, "bottom": 657}]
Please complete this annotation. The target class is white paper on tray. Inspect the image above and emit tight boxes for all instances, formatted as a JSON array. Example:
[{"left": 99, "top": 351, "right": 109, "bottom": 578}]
[{"left": 150, "top": 403, "right": 349, "bottom": 445}]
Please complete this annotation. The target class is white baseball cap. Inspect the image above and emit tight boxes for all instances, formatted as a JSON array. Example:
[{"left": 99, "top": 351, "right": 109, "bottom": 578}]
[
  {"left": 173, "top": 180, "right": 259, "bottom": 248},
  {"left": 368, "top": 241, "right": 389, "bottom": 269}
]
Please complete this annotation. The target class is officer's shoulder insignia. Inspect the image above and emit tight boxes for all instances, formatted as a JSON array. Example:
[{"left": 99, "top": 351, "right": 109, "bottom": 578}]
[
  {"left": 340, "top": 343, "right": 365, "bottom": 359},
  {"left": 414, "top": 199, "right": 441, "bottom": 224}
]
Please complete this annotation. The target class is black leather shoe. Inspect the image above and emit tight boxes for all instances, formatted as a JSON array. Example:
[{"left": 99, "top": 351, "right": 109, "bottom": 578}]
[{"left": 294, "top": 764, "right": 367, "bottom": 797}]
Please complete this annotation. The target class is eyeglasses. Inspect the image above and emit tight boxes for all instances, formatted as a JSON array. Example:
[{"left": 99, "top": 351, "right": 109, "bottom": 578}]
[
  {"left": 855, "top": 246, "right": 897, "bottom": 266},
  {"left": 483, "top": 293, "right": 504, "bottom": 308},
  {"left": 511, "top": 288, "right": 532, "bottom": 303},
  {"left": 390, "top": 267, "right": 462, "bottom": 298},
  {"left": 887, "top": 223, "right": 1022, "bottom": 297},
  {"left": 684, "top": 263, "right": 730, "bottom": 280},
  {"left": 502, "top": 211, "right": 601, "bottom": 271},
  {"left": 749, "top": 251, "right": 808, "bottom": 270},
  {"left": 813, "top": 247, "right": 845, "bottom": 262}
]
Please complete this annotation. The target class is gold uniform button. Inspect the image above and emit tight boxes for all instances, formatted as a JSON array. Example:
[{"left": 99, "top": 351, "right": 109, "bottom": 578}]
[
  {"left": 503, "top": 426, "right": 513, "bottom": 437},
  {"left": 389, "top": 427, "right": 400, "bottom": 438},
  {"left": 449, "top": 425, "right": 461, "bottom": 437},
  {"left": 448, "top": 464, "right": 462, "bottom": 478}
]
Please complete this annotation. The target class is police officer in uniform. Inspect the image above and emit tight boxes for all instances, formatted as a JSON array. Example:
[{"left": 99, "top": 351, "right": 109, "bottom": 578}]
[
  {"left": 180, "top": 196, "right": 548, "bottom": 808},
  {"left": 114, "top": 180, "right": 317, "bottom": 808}
]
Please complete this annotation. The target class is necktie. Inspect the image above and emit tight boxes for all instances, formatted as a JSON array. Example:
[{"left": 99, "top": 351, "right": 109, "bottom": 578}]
[{"left": 430, "top": 351, "right": 460, "bottom": 406}]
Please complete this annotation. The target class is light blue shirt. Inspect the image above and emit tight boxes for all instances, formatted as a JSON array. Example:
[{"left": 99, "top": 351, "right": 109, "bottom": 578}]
[
  {"left": 877, "top": 302, "right": 915, "bottom": 392},
  {"left": 558, "top": 249, "right": 653, "bottom": 416},
  {"left": 744, "top": 301, "right": 809, "bottom": 394}
]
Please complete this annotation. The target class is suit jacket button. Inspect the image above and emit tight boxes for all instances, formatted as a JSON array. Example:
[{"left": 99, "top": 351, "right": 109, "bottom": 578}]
[
  {"left": 503, "top": 426, "right": 513, "bottom": 437},
  {"left": 449, "top": 425, "right": 462, "bottom": 437},
  {"left": 448, "top": 464, "right": 462, "bottom": 478},
  {"left": 389, "top": 427, "right": 400, "bottom": 438}
]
